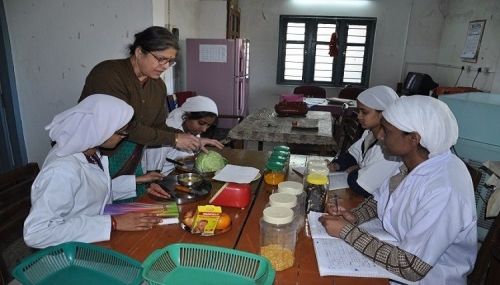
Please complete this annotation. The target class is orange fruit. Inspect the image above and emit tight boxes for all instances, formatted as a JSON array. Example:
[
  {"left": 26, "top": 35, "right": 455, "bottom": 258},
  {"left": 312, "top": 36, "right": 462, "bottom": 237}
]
[{"left": 216, "top": 213, "right": 231, "bottom": 230}]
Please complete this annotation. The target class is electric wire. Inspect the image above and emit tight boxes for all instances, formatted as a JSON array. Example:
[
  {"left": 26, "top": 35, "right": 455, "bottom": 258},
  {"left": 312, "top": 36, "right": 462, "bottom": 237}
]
[
  {"left": 454, "top": 69, "right": 463, "bottom": 86},
  {"left": 472, "top": 71, "right": 480, "bottom": 87}
]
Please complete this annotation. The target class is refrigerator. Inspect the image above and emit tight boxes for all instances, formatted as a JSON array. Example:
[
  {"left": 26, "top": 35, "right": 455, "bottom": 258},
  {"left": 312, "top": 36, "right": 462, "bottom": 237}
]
[{"left": 186, "top": 38, "right": 249, "bottom": 128}]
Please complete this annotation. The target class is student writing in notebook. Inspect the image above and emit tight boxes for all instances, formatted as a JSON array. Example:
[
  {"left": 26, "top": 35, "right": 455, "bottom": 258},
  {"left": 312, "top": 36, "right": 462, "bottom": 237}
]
[
  {"left": 329, "top": 86, "right": 401, "bottom": 197},
  {"left": 320, "top": 96, "right": 477, "bottom": 284}
]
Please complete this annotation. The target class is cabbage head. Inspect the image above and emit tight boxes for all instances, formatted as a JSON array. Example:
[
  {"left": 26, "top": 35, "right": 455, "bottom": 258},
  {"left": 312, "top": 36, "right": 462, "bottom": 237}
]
[{"left": 195, "top": 150, "right": 228, "bottom": 173}]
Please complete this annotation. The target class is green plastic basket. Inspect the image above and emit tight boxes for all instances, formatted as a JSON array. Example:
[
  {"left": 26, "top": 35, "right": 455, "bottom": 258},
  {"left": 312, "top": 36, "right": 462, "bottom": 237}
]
[
  {"left": 142, "top": 243, "right": 275, "bottom": 285},
  {"left": 12, "top": 242, "right": 143, "bottom": 285}
]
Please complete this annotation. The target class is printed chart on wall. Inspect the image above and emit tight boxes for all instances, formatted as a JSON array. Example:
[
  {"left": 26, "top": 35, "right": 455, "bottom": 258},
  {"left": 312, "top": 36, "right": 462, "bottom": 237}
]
[{"left": 461, "top": 20, "right": 486, "bottom": 62}]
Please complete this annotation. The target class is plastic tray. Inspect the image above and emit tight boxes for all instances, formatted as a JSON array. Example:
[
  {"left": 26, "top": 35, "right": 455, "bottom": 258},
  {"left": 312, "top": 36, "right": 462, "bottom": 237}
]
[
  {"left": 142, "top": 243, "right": 275, "bottom": 285},
  {"left": 12, "top": 242, "right": 143, "bottom": 285}
]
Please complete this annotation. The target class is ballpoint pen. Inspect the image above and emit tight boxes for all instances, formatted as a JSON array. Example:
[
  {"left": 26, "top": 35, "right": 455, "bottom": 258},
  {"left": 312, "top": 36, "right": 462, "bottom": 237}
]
[{"left": 333, "top": 194, "right": 339, "bottom": 215}]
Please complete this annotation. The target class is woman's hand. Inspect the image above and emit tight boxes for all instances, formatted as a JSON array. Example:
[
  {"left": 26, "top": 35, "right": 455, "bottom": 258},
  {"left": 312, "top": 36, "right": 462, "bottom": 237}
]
[
  {"left": 175, "top": 133, "right": 201, "bottom": 151},
  {"left": 318, "top": 214, "right": 350, "bottom": 238},
  {"left": 113, "top": 213, "right": 162, "bottom": 231},
  {"left": 325, "top": 203, "right": 358, "bottom": 224},
  {"left": 199, "top": 138, "right": 224, "bottom": 153},
  {"left": 147, "top": 183, "right": 171, "bottom": 199},
  {"left": 136, "top": 171, "right": 164, "bottom": 184}
]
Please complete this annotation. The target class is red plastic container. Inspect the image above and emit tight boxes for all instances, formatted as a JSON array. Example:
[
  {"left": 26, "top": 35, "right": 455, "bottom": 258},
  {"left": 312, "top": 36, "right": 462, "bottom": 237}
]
[{"left": 209, "top": 182, "right": 251, "bottom": 209}]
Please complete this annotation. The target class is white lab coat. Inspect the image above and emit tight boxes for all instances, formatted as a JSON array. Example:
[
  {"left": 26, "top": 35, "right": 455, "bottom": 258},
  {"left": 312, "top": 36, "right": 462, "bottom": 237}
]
[
  {"left": 373, "top": 151, "right": 477, "bottom": 284},
  {"left": 24, "top": 149, "right": 136, "bottom": 248},
  {"left": 142, "top": 118, "right": 194, "bottom": 175},
  {"left": 348, "top": 130, "right": 401, "bottom": 193}
]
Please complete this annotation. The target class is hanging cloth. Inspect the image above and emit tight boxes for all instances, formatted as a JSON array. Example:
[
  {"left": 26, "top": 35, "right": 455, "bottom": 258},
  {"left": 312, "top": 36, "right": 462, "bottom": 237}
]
[{"left": 329, "top": 32, "right": 339, "bottom": 57}]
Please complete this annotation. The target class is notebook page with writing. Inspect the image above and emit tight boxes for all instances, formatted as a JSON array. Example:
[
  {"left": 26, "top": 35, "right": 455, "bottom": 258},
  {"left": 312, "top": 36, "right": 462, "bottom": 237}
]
[{"left": 307, "top": 212, "right": 414, "bottom": 284}]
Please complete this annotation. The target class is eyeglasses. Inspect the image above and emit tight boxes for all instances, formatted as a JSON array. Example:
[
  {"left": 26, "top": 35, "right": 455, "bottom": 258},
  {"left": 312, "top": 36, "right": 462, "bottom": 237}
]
[
  {"left": 114, "top": 130, "right": 129, "bottom": 138},
  {"left": 149, "top": 52, "right": 176, "bottom": 67}
]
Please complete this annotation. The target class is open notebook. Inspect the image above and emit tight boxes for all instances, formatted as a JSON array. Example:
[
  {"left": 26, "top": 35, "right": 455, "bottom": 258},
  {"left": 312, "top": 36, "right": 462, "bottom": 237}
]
[{"left": 307, "top": 211, "right": 415, "bottom": 284}]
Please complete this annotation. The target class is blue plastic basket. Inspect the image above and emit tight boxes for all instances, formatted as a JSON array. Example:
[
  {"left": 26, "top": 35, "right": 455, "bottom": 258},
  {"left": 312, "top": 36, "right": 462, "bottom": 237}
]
[
  {"left": 12, "top": 242, "right": 143, "bottom": 285},
  {"left": 142, "top": 243, "right": 275, "bottom": 285}
]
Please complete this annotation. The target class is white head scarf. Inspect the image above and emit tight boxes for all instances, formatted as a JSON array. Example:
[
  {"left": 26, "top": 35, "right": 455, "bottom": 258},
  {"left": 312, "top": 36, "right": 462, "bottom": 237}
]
[
  {"left": 357, "top": 85, "right": 399, "bottom": 111},
  {"left": 45, "top": 94, "right": 134, "bottom": 157},
  {"left": 166, "top": 95, "right": 218, "bottom": 129},
  {"left": 382, "top": 95, "right": 459, "bottom": 157}
]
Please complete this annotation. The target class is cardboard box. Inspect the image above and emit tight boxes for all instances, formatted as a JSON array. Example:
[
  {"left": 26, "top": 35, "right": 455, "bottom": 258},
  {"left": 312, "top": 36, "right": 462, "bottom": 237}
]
[{"left": 191, "top": 205, "right": 222, "bottom": 236}]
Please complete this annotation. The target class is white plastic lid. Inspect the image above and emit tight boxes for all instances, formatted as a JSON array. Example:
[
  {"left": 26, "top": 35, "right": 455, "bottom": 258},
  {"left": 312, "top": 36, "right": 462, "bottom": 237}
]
[
  {"left": 263, "top": 207, "right": 294, "bottom": 224},
  {"left": 269, "top": 193, "right": 297, "bottom": 208},
  {"left": 277, "top": 181, "right": 303, "bottom": 195}
]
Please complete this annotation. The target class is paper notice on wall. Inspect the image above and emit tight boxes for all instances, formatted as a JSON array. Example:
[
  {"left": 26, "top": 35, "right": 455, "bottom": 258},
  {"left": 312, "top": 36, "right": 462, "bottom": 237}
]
[
  {"left": 199, "top": 44, "right": 227, "bottom": 63},
  {"left": 461, "top": 20, "right": 486, "bottom": 60}
]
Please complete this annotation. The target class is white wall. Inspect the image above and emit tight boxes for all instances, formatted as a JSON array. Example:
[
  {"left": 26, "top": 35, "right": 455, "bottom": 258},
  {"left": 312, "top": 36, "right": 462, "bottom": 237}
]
[
  {"left": 199, "top": 0, "right": 227, "bottom": 39},
  {"left": 401, "top": 0, "right": 445, "bottom": 82},
  {"left": 434, "top": 0, "right": 500, "bottom": 92},
  {"left": 239, "top": 0, "right": 425, "bottom": 112},
  {"left": 168, "top": 0, "right": 228, "bottom": 90},
  {"left": 4, "top": 0, "right": 153, "bottom": 165},
  {"left": 168, "top": 0, "right": 202, "bottom": 90}
]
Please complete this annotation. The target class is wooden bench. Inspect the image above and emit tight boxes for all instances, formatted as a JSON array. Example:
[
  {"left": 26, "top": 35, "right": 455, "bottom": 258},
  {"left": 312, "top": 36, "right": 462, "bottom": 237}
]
[{"left": 0, "top": 163, "right": 39, "bottom": 285}]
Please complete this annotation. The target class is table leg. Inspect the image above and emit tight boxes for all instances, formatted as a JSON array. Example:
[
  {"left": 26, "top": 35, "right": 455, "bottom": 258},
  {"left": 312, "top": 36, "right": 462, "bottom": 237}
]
[
  {"left": 258, "top": 141, "right": 263, "bottom": 151},
  {"left": 232, "top": 139, "right": 244, "bottom": 149}
]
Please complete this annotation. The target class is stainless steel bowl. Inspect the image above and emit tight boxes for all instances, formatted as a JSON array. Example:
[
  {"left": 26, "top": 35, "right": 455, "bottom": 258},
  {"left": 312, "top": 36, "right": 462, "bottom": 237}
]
[{"left": 176, "top": 173, "right": 203, "bottom": 187}]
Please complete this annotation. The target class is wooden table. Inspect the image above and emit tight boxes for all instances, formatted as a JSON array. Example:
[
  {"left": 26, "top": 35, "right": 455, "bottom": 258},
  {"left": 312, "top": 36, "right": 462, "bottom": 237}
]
[
  {"left": 97, "top": 148, "right": 387, "bottom": 285},
  {"left": 228, "top": 108, "right": 336, "bottom": 153}
]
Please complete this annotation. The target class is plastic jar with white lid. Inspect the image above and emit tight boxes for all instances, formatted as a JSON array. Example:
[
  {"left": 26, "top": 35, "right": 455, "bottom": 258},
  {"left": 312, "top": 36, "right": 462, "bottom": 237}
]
[
  {"left": 260, "top": 207, "right": 296, "bottom": 271},
  {"left": 277, "top": 181, "right": 306, "bottom": 232},
  {"left": 269, "top": 192, "right": 298, "bottom": 227}
]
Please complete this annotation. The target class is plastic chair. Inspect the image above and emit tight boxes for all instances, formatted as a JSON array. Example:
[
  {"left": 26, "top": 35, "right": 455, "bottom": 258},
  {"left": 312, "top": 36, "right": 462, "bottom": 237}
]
[
  {"left": 469, "top": 212, "right": 500, "bottom": 285},
  {"left": 293, "top": 85, "right": 326, "bottom": 98},
  {"left": 0, "top": 163, "right": 40, "bottom": 283},
  {"left": 338, "top": 116, "right": 363, "bottom": 153},
  {"left": 338, "top": 85, "right": 366, "bottom": 100},
  {"left": 166, "top": 91, "right": 197, "bottom": 112}
]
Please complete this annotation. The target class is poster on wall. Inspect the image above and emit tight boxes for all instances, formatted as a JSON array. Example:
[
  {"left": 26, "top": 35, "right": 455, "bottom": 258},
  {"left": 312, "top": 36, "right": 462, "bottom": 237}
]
[{"left": 461, "top": 20, "right": 486, "bottom": 62}]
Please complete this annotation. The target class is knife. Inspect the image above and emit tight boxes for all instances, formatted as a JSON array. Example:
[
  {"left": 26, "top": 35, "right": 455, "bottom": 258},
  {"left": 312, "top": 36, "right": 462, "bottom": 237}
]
[{"left": 166, "top": 157, "right": 185, "bottom": 166}]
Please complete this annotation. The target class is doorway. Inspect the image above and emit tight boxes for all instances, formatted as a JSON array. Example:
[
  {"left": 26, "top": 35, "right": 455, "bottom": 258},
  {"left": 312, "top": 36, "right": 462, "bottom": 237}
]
[{"left": 0, "top": 1, "right": 27, "bottom": 173}]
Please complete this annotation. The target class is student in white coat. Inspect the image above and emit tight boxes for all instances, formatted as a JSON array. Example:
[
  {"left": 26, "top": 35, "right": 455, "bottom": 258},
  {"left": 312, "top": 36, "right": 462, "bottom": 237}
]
[
  {"left": 24, "top": 94, "right": 163, "bottom": 249},
  {"left": 320, "top": 96, "right": 477, "bottom": 284},
  {"left": 142, "top": 96, "right": 220, "bottom": 174},
  {"left": 329, "top": 86, "right": 401, "bottom": 197}
]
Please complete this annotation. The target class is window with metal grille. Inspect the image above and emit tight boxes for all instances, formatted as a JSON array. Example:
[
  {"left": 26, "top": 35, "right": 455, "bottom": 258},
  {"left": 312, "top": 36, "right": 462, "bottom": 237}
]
[{"left": 277, "top": 15, "right": 376, "bottom": 87}]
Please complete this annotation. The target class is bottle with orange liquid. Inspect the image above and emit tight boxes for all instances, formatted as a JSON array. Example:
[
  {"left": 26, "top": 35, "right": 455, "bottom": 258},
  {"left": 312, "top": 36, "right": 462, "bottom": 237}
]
[{"left": 263, "top": 161, "right": 286, "bottom": 190}]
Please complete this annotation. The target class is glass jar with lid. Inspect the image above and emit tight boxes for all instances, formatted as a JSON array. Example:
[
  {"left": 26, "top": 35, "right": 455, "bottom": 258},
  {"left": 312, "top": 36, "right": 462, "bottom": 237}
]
[
  {"left": 273, "top": 145, "right": 290, "bottom": 153},
  {"left": 268, "top": 153, "right": 289, "bottom": 174},
  {"left": 263, "top": 161, "right": 286, "bottom": 187},
  {"left": 260, "top": 207, "right": 296, "bottom": 271},
  {"left": 304, "top": 170, "right": 329, "bottom": 213},
  {"left": 278, "top": 181, "right": 306, "bottom": 232}
]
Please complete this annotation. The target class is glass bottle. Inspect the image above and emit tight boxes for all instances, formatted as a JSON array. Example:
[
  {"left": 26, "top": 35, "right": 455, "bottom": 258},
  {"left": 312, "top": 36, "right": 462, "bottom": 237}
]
[
  {"left": 304, "top": 171, "right": 329, "bottom": 213},
  {"left": 260, "top": 207, "right": 296, "bottom": 271},
  {"left": 263, "top": 161, "right": 286, "bottom": 189}
]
